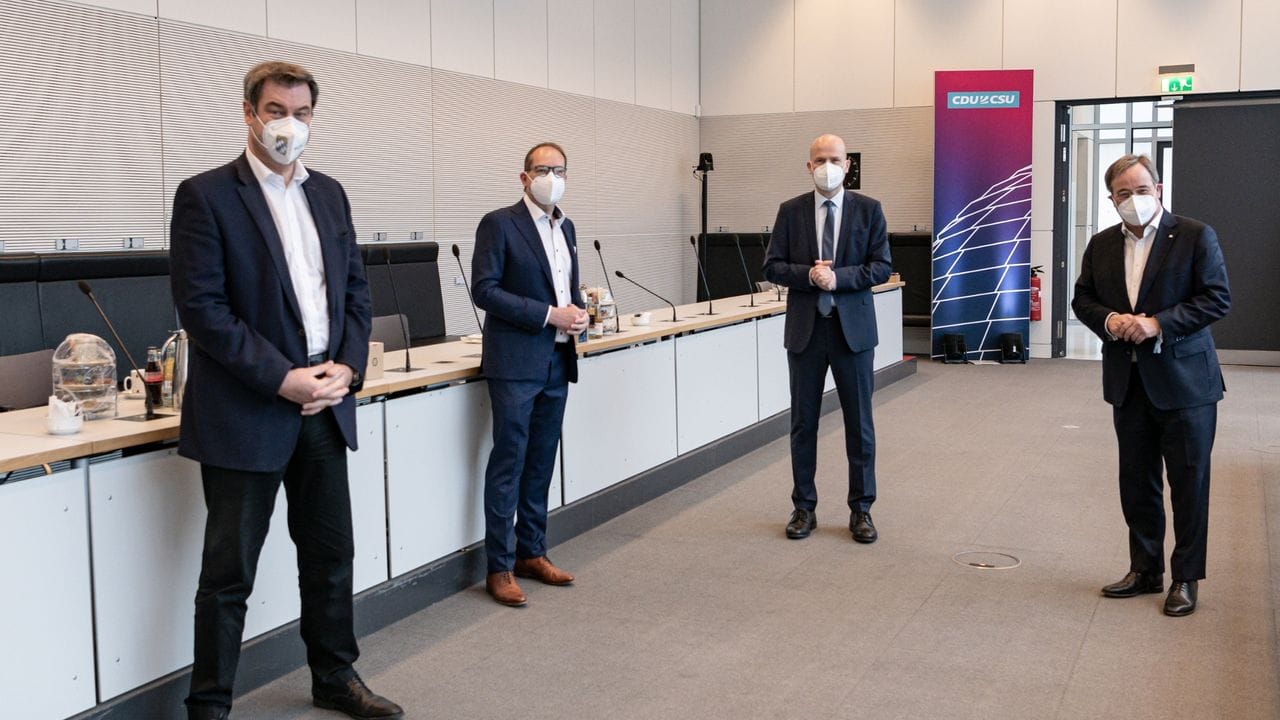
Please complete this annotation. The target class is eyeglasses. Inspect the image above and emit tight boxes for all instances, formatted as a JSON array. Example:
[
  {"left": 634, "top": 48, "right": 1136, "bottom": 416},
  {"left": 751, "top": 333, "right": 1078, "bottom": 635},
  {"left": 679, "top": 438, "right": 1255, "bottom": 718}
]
[{"left": 529, "top": 165, "right": 567, "bottom": 178}]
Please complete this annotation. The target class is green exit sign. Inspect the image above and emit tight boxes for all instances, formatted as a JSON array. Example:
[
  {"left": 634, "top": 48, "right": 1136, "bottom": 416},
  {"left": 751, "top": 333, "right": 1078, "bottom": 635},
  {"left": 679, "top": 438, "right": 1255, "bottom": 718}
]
[{"left": 1160, "top": 74, "right": 1194, "bottom": 93}]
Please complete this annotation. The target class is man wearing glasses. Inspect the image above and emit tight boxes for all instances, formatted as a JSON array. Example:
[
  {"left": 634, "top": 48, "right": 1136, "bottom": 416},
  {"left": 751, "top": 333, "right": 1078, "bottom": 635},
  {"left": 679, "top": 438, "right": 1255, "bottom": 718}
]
[{"left": 471, "top": 142, "right": 589, "bottom": 607}]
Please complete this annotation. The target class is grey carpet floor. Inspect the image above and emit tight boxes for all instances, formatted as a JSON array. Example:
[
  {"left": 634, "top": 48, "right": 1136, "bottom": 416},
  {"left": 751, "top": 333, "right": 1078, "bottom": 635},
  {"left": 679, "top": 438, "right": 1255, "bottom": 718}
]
[{"left": 237, "top": 359, "right": 1280, "bottom": 719}]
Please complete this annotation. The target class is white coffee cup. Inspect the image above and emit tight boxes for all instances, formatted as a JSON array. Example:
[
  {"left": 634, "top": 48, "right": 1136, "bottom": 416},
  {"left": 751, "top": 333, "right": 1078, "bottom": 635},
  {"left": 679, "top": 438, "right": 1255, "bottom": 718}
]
[{"left": 121, "top": 369, "right": 145, "bottom": 393}]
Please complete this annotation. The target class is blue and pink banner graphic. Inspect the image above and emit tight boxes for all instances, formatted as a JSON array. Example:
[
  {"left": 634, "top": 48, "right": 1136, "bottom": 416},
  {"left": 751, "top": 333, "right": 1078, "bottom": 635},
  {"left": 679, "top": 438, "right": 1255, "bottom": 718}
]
[{"left": 932, "top": 69, "right": 1033, "bottom": 361}]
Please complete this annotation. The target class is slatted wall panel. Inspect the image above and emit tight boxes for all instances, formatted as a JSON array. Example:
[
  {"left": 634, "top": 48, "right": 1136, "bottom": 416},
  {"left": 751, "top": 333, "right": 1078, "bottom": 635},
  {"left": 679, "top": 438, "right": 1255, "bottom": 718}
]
[
  {"left": 158, "top": 20, "right": 434, "bottom": 245},
  {"left": 698, "top": 107, "right": 935, "bottom": 234},
  {"left": 0, "top": 0, "right": 165, "bottom": 252}
]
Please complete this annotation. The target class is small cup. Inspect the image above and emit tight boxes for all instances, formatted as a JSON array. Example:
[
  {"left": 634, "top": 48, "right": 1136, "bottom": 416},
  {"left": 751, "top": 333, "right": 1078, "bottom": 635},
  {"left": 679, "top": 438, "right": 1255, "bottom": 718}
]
[
  {"left": 122, "top": 369, "right": 145, "bottom": 393},
  {"left": 632, "top": 312, "right": 652, "bottom": 326},
  {"left": 46, "top": 413, "right": 84, "bottom": 435}
]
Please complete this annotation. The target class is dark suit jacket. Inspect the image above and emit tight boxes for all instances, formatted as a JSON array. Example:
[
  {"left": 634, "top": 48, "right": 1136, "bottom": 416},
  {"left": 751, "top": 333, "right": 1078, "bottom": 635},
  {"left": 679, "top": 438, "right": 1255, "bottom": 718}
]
[
  {"left": 169, "top": 154, "right": 371, "bottom": 472},
  {"left": 1072, "top": 211, "right": 1230, "bottom": 410},
  {"left": 472, "top": 199, "right": 583, "bottom": 383},
  {"left": 763, "top": 190, "right": 892, "bottom": 353}
]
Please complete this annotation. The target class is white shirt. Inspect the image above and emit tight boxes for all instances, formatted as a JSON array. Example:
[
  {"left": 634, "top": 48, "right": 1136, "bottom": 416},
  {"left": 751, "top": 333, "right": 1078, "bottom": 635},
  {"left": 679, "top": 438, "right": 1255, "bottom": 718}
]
[
  {"left": 813, "top": 189, "right": 844, "bottom": 262},
  {"left": 1106, "top": 206, "right": 1164, "bottom": 354},
  {"left": 523, "top": 193, "right": 573, "bottom": 343},
  {"left": 245, "top": 146, "right": 329, "bottom": 356}
]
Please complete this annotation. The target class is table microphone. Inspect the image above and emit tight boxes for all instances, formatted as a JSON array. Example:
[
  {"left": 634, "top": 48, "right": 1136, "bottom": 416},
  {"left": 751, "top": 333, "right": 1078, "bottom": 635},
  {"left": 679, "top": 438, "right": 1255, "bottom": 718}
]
[
  {"left": 759, "top": 234, "right": 783, "bottom": 302},
  {"left": 592, "top": 240, "right": 625, "bottom": 333},
  {"left": 382, "top": 246, "right": 421, "bottom": 372},
  {"left": 77, "top": 280, "right": 164, "bottom": 421},
  {"left": 451, "top": 244, "right": 484, "bottom": 337},
  {"left": 615, "top": 270, "right": 678, "bottom": 323},
  {"left": 731, "top": 234, "right": 756, "bottom": 308},
  {"left": 689, "top": 236, "right": 715, "bottom": 315}
]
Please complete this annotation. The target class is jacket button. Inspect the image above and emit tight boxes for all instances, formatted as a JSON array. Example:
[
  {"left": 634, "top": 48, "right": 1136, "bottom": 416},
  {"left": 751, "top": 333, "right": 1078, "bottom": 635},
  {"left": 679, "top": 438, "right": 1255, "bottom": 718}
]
[{"left": 298, "top": 329, "right": 305, "bottom": 337}]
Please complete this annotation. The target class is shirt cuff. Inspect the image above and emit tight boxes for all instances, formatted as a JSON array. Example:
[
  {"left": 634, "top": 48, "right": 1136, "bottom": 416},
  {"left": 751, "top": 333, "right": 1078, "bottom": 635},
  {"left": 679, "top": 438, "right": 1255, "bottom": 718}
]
[
  {"left": 1103, "top": 312, "right": 1118, "bottom": 341},
  {"left": 544, "top": 306, "right": 553, "bottom": 328}
]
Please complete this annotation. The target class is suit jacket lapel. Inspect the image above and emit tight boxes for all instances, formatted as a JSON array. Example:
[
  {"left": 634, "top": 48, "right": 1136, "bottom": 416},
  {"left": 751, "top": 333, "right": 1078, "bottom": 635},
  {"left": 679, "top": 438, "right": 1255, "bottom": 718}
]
[
  {"left": 800, "top": 193, "right": 817, "bottom": 264},
  {"left": 1107, "top": 226, "right": 1132, "bottom": 313},
  {"left": 234, "top": 155, "right": 305, "bottom": 327},
  {"left": 837, "top": 191, "right": 856, "bottom": 265},
  {"left": 510, "top": 199, "right": 556, "bottom": 292},
  {"left": 1135, "top": 212, "right": 1176, "bottom": 311}
]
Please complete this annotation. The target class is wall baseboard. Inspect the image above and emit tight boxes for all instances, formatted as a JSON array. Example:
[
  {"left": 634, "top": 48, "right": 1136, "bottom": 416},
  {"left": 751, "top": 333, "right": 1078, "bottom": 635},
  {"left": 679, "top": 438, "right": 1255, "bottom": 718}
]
[{"left": 73, "top": 357, "right": 917, "bottom": 720}]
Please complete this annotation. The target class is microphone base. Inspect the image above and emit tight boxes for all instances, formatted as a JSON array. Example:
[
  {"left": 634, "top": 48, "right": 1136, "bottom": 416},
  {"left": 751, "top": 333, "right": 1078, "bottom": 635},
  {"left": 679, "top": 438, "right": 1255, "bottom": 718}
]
[
  {"left": 385, "top": 367, "right": 426, "bottom": 373},
  {"left": 118, "top": 411, "right": 175, "bottom": 422},
  {"left": 696, "top": 312, "right": 719, "bottom": 316}
]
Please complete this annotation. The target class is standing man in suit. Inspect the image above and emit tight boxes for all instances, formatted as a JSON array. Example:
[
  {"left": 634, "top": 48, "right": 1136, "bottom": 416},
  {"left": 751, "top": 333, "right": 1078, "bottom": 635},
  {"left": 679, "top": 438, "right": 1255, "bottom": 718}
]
[
  {"left": 472, "top": 142, "right": 589, "bottom": 607},
  {"left": 170, "top": 62, "right": 402, "bottom": 719},
  {"left": 763, "top": 133, "right": 892, "bottom": 543},
  {"left": 1073, "top": 154, "right": 1230, "bottom": 617}
]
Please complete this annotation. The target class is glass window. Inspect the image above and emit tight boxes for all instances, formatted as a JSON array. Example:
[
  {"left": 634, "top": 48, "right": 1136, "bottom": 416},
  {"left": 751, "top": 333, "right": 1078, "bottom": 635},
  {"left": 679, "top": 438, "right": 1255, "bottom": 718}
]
[
  {"left": 1099, "top": 103, "right": 1127, "bottom": 124},
  {"left": 1157, "top": 105, "right": 1173, "bottom": 122},
  {"left": 1162, "top": 147, "right": 1174, "bottom": 208},
  {"left": 1134, "top": 128, "right": 1153, "bottom": 138},
  {"left": 1157, "top": 127, "right": 1173, "bottom": 138},
  {"left": 1132, "top": 102, "right": 1154, "bottom": 123},
  {"left": 1072, "top": 105, "right": 1096, "bottom": 124},
  {"left": 1099, "top": 128, "right": 1127, "bottom": 140},
  {"left": 1096, "top": 143, "right": 1126, "bottom": 230},
  {"left": 1133, "top": 141, "right": 1153, "bottom": 159}
]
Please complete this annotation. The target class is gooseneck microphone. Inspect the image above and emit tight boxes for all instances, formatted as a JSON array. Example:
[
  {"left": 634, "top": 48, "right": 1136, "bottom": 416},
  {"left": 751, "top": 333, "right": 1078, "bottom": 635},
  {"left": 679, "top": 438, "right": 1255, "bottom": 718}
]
[
  {"left": 759, "top": 234, "right": 782, "bottom": 302},
  {"left": 592, "top": 240, "right": 625, "bottom": 333},
  {"left": 77, "top": 280, "right": 162, "bottom": 420},
  {"left": 451, "top": 244, "right": 484, "bottom": 337},
  {"left": 615, "top": 270, "right": 678, "bottom": 323},
  {"left": 689, "top": 236, "right": 716, "bottom": 315},
  {"left": 731, "top": 234, "right": 756, "bottom": 308},
  {"left": 382, "top": 246, "right": 421, "bottom": 372}
]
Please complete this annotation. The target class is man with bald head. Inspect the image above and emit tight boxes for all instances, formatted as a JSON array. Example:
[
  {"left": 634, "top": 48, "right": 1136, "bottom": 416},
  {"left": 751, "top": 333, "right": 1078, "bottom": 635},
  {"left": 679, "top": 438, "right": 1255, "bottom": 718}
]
[{"left": 764, "top": 134, "right": 892, "bottom": 543}]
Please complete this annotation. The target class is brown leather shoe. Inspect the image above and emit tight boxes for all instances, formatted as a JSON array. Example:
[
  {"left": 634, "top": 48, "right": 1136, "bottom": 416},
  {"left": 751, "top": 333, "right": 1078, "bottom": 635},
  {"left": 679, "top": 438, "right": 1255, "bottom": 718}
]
[
  {"left": 486, "top": 571, "right": 527, "bottom": 607},
  {"left": 514, "top": 556, "right": 575, "bottom": 586}
]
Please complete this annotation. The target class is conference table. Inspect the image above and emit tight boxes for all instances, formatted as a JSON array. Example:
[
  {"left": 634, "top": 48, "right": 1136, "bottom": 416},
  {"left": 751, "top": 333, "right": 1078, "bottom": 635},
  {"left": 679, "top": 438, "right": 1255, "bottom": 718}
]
[{"left": 0, "top": 284, "right": 905, "bottom": 720}]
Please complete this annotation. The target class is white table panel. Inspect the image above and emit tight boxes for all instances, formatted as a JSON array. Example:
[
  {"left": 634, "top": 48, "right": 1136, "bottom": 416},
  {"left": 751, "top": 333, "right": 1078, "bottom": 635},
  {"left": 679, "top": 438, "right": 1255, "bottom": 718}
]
[
  {"left": 756, "top": 314, "right": 790, "bottom": 420},
  {"left": 562, "top": 340, "right": 677, "bottom": 503},
  {"left": 350, "top": 402, "right": 389, "bottom": 593},
  {"left": 385, "top": 381, "right": 491, "bottom": 578},
  {"left": 874, "top": 288, "right": 904, "bottom": 370},
  {"left": 0, "top": 467, "right": 96, "bottom": 720},
  {"left": 675, "top": 322, "right": 759, "bottom": 454},
  {"left": 89, "top": 449, "right": 298, "bottom": 700}
]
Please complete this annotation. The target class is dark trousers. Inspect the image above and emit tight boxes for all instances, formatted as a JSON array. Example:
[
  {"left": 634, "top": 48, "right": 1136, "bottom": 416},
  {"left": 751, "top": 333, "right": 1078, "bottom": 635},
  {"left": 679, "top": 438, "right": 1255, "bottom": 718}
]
[
  {"left": 186, "top": 411, "right": 358, "bottom": 712},
  {"left": 787, "top": 313, "right": 877, "bottom": 513},
  {"left": 483, "top": 343, "right": 571, "bottom": 573},
  {"left": 1114, "top": 365, "right": 1216, "bottom": 582}
]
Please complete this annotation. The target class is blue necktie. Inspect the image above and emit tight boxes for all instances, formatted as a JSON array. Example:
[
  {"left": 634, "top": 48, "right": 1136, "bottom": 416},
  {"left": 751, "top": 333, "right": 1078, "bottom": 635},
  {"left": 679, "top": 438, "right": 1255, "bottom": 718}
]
[{"left": 818, "top": 200, "right": 835, "bottom": 316}]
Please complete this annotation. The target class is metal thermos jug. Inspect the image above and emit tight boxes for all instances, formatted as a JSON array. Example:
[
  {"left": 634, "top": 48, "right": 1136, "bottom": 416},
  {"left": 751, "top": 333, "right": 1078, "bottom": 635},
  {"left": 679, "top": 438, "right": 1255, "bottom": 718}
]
[{"left": 160, "top": 329, "right": 189, "bottom": 410}]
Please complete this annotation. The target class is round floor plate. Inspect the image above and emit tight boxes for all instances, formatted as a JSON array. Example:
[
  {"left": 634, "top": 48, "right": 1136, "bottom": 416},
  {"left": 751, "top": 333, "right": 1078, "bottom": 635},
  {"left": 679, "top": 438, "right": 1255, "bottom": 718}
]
[{"left": 952, "top": 551, "right": 1020, "bottom": 570}]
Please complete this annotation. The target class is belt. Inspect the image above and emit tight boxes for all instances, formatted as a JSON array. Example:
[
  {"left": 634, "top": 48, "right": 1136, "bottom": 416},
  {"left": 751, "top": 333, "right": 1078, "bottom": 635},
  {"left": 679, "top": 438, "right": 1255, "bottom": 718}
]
[
  {"left": 816, "top": 308, "right": 840, "bottom": 320},
  {"left": 308, "top": 352, "right": 329, "bottom": 366}
]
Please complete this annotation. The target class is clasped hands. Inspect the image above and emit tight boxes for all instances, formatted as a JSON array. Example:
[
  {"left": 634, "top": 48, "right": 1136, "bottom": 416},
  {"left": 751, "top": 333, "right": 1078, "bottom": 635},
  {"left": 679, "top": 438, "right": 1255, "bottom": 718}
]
[
  {"left": 549, "top": 304, "right": 590, "bottom": 335},
  {"left": 278, "top": 361, "right": 353, "bottom": 416},
  {"left": 809, "top": 260, "right": 837, "bottom": 292},
  {"left": 1107, "top": 313, "right": 1161, "bottom": 344}
]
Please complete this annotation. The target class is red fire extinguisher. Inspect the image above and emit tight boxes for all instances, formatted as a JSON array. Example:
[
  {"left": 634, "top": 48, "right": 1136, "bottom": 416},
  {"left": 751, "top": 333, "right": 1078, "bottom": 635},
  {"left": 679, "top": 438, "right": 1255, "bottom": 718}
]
[{"left": 1030, "top": 265, "right": 1043, "bottom": 322}]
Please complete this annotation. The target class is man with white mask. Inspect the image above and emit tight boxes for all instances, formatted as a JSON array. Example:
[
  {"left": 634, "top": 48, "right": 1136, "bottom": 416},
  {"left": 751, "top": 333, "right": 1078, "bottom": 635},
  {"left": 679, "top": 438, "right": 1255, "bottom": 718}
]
[
  {"left": 763, "top": 133, "right": 892, "bottom": 543},
  {"left": 170, "top": 61, "right": 402, "bottom": 719},
  {"left": 1073, "top": 154, "right": 1230, "bottom": 617},
  {"left": 472, "top": 142, "right": 589, "bottom": 607}
]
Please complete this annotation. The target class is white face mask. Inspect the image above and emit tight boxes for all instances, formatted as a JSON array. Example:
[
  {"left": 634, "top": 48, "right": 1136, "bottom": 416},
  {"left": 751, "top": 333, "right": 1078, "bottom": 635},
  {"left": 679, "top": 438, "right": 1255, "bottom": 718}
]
[
  {"left": 253, "top": 113, "right": 310, "bottom": 165},
  {"left": 812, "top": 161, "right": 845, "bottom": 193},
  {"left": 1116, "top": 193, "right": 1159, "bottom": 228},
  {"left": 529, "top": 173, "right": 565, "bottom": 206}
]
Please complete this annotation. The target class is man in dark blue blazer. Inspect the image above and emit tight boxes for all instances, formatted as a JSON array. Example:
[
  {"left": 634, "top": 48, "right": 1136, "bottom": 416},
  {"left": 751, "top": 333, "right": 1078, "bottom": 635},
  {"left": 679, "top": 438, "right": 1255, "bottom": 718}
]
[
  {"left": 472, "top": 142, "right": 589, "bottom": 607},
  {"left": 764, "top": 134, "right": 892, "bottom": 544},
  {"left": 169, "top": 62, "right": 401, "bottom": 719},
  {"left": 1073, "top": 154, "right": 1230, "bottom": 617}
]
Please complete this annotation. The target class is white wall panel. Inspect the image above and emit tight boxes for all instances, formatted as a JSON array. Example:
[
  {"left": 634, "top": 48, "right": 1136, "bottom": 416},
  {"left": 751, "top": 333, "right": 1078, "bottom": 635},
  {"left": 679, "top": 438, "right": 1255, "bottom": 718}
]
[
  {"left": 894, "top": 0, "right": 1003, "bottom": 107},
  {"left": 756, "top": 314, "right": 790, "bottom": 418},
  {"left": 700, "top": 0, "right": 794, "bottom": 115},
  {"left": 1116, "top": 0, "right": 1241, "bottom": 96},
  {"left": 349, "top": 402, "right": 390, "bottom": 592},
  {"left": 1030, "top": 100, "right": 1056, "bottom": 232},
  {"left": 161, "top": 0, "right": 265, "bottom": 35},
  {"left": 495, "top": 0, "right": 549, "bottom": 88},
  {"left": 431, "top": 0, "right": 495, "bottom": 77},
  {"left": 595, "top": 0, "right": 636, "bottom": 104},
  {"left": 356, "top": 0, "right": 431, "bottom": 66},
  {"left": 548, "top": 0, "right": 595, "bottom": 95},
  {"left": 872, "top": 287, "right": 902, "bottom": 370},
  {"left": 676, "top": 322, "right": 760, "bottom": 453},
  {"left": 1003, "top": 0, "right": 1116, "bottom": 102},
  {"left": 1240, "top": 0, "right": 1280, "bottom": 91},
  {"left": 0, "top": 467, "right": 96, "bottom": 720},
  {"left": 670, "top": 0, "right": 698, "bottom": 114},
  {"left": 635, "top": 0, "right": 671, "bottom": 110},
  {"left": 267, "top": 0, "right": 356, "bottom": 53},
  {"left": 795, "top": 0, "right": 894, "bottom": 111}
]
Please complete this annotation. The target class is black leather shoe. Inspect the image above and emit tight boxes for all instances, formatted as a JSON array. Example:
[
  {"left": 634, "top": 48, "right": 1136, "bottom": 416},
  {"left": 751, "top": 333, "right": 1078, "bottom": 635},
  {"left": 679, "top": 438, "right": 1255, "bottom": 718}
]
[
  {"left": 850, "top": 512, "right": 878, "bottom": 544},
  {"left": 1164, "top": 581, "right": 1198, "bottom": 617},
  {"left": 313, "top": 674, "right": 404, "bottom": 719},
  {"left": 1100, "top": 571, "right": 1163, "bottom": 598},
  {"left": 187, "top": 706, "right": 229, "bottom": 720},
  {"left": 785, "top": 509, "right": 816, "bottom": 539}
]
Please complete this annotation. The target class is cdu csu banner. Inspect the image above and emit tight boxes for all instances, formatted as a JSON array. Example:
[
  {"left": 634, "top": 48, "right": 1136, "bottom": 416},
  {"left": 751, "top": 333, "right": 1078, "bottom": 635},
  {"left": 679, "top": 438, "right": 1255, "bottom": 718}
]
[{"left": 932, "top": 69, "right": 1033, "bottom": 361}]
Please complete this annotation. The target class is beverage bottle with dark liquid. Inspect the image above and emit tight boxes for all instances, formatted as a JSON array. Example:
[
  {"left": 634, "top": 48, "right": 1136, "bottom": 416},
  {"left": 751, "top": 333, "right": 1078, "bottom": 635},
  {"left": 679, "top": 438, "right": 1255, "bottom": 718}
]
[{"left": 144, "top": 346, "right": 164, "bottom": 406}]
